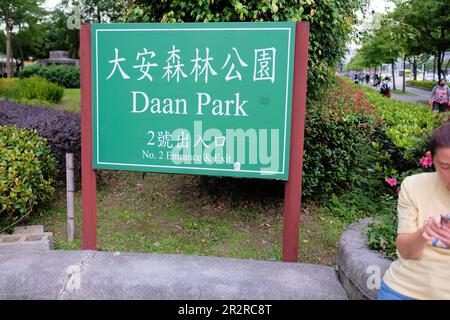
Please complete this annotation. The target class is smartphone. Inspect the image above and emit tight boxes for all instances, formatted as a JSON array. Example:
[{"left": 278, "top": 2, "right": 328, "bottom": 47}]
[{"left": 441, "top": 214, "right": 450, "bottom": 224}]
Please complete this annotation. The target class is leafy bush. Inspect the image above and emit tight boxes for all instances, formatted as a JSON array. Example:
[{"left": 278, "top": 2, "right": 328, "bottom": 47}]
[
  {"left": 360, "top": 81, "right": 447, "bottom": 172},
  {"left": 302, "top": 80, "right": 380, "bottom": 197},
  {"left": 305, "top": 78, "right": 446, "bottom": 259},
  {"left": 406, "top": 80, "right": 436, "bottom": 90},
  {"left": 18, "top": 76, "right": 64, "bottom": 103},
  {"left": 0, "top": 100, "right": 81, "bottom": 183},
  {"left": 0, "top": 76, "right": 64, "bottom": 105},
  {"left": 17, "top": 64, "right": 43, "bottom": 79},
  {"left": 305, "top": 79, "right": 445, "bottom": 200},
  {"left": 0, "top": 125, "right": 57, "bottom": 220},
  {"left": 367, "top": 214, "right": 398, "bottom": 260},
  {"left": 340, "top": 78, "right": 448, "bottom": 259},
  {"left": 18, "top": 64, "right": 80, "bottom": 89}
]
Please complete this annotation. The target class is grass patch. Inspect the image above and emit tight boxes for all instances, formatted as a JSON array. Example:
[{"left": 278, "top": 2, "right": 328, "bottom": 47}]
[
  {"left": 416, "top": 100, "right": 429, "bottom": 106},
  {"left": 0, "top": 76, "right": 64, "bottom": 105},
  {"left": 27, "top": 170, "right": 353, "bottom": 265},
  {"left": 54, "top": 88, "right": 80, "bottom": 113},
  {"left": 406, "top": 80, "right": 435, "bottom": 90},
  {"left": 0, "top": 77, "right": 18, "bottom": 88},
  {"left": 0, "top": 77, "right": 78, "bottom": 111},
  {"left": 392, "top": 89, "right": 417, "bottom": 96}
]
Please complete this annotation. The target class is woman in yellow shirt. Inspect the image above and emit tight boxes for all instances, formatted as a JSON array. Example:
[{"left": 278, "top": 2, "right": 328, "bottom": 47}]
[{"left": 379, "top": 122, "right": 450, "bottom": 300}]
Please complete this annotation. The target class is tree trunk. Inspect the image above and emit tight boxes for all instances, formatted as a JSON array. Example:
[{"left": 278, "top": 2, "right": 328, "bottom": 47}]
[
  {"left": 433, "top": 56, "right": 436, "bottom": 81},
  {"left": 422, "top": 56, "right": 429, "bottom": 80},
  {"left": 18, "top": 46, "right": 24, "bottom": 71},
  {"left": 402, "top": 56, "right": 406, "bottom": 92},
  {"left": 412, "top": 57, "right": 417, "bottom": 80},
  {"left": 6, "top": 28, "right": 13, "bottom": 78},
  {"left": 96, "top": 0, "right": 101, "bottom": 23},
  {"left": 437, "top": 50, "right": 443, "bottom": 81},
  {"left": 444, "top": 58, "right": 450, "bottom": 80},
  {"left": 391, "top": 61, "right": 396, "bottom": 90}
]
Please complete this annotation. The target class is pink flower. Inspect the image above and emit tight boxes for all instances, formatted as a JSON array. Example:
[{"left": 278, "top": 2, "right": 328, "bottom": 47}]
[
  {"left": 419, "top": 155, "right": 433, "bottom": 168},
  {"left": 385, "top": 177, "right": 398, "bottom": 187}
]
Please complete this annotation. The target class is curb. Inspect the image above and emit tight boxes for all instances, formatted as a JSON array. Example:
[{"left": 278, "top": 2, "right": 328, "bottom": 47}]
[{"left": 337, "top": 217, "right": 392, "bottom": 300}]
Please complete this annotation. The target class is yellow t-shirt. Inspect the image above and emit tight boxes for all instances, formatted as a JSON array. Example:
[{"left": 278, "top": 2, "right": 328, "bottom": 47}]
[{"left": 383, "top": 172, "right": 450, "bottom": 300}]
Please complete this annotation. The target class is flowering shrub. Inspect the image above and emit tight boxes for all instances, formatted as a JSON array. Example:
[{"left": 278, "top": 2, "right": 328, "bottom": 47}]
[
  {"left": 302, "top": 80, "right": 380, "bottom": 197},
  {"left": 338, "top": 78, "right": 448, "bottom": 259},
  {"left": 385, "top": 177, "right": 398, "bottom": 187},
  {"left": 419, "top": 152, "right": 433, "bottom": 168},
  {"left": 361, "top": 83, "right": 447, "bottom": 156}
]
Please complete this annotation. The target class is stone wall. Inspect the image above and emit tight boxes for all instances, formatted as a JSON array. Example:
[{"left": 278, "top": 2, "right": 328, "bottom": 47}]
[{"left": 337, "top": 217, "right": 393, "bottom": 300}]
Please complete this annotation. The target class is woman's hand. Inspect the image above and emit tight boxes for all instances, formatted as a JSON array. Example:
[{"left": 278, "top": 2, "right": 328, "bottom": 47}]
[{"left": 421, "top": 215, "right": 450, "bottom": 247}]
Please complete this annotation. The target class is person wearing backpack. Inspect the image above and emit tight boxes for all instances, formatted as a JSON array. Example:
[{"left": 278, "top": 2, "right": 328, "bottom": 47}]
[
  {"left": 429, "top": 79, "right": 449, "bottom": 113},
  {"left": 380, "top": 76, "right": 392, "bottom": 98},
  {"left": 373, "top": 73, "right": 381, "bottom": 88}
]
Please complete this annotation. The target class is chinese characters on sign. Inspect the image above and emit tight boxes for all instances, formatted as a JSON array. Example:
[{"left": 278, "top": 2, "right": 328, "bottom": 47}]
[{"left": 106, "top": 46, "right": 275, "bottom": 84}]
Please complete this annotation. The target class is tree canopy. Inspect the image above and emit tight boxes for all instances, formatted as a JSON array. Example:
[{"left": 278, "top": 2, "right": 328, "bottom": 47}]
[
  {"left": 348, "top": 0, "right": 450, "bottom": 81},
  {"left": 0, "top": 0, "right": 45, "bottom": 76}
]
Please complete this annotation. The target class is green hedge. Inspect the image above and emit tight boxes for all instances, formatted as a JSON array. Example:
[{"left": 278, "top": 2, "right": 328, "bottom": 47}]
[
  {"left": 302, "top": 79, "right": 382, "bottom": 198},
  {"left": 314, "top": 78, "right": 448, "bottom": 260},
  {"left": 355, "top": 80, "right": 447, "bottom": 259},
  {"left": 362, "top": 83, "right": 446, "bottom": 163},
  {"left": 406, "top": 80, "right": 436, "bottom": 91},
  {"left": 18, "top": 64, "right": 80, "bottom": 89},
  {"left": 0, "top": 125, "right": 57, "bottom": 225}
]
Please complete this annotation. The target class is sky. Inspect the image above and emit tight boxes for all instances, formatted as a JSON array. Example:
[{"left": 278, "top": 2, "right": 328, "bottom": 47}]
[
  {"left": 344, "top": 0, "right": 394, "bottom": 63},
  {"left": 44, "top": 0, "right": 60, "bottom": 10},
  {"left": 370, "top": 0, "right": 390, "bottom": 13}
]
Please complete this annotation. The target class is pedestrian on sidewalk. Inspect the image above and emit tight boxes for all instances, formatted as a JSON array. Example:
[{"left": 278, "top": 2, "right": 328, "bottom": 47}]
[
  {"left": 365, "top": 73, "right": 370, "bottom": 84},
  {"left": 373, "top": 73, "right": 381, "bottom": 88},
  {"left": 429, "top": 79, "right": 449, "bottom": 113},
  {"left": 380, "top": 76, "right": 392, "bottom": 98},
  {"left": 359, "top": 73, "right": 365, "bottom": 83}
]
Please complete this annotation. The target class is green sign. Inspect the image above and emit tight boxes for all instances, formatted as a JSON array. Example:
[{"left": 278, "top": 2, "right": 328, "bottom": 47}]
[{"left": 92, "top": 22, "right": 296, "bottom": 180}]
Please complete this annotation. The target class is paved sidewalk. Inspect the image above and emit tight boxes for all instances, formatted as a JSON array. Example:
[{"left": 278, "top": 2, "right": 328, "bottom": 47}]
[
  {"left": 358, "top": 80, "right": 431, "bottom": 105},
  {"left": 0, "top": 250, "right": 348, "bottom": 300}
]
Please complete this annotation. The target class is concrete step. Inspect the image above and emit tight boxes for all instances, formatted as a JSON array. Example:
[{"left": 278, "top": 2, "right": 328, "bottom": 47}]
[
  {"left": 0, "top": 250, "right": 348, "bottom": 300},
  {"left": 13, "top": 225, "right": 44, "bottom": 236},
  {"left": 0, "top": 225, "right": 52, "bottom": 252}
]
